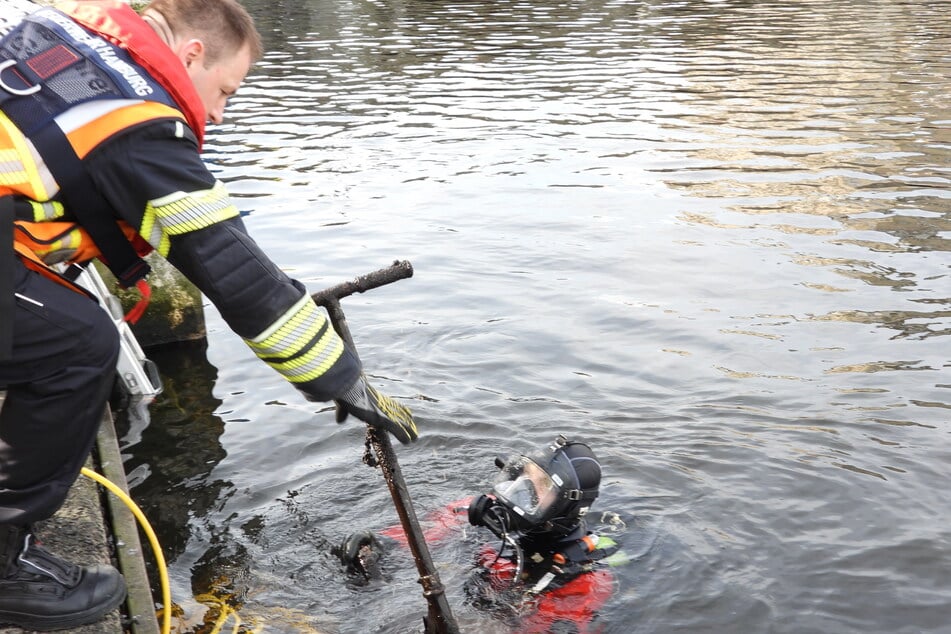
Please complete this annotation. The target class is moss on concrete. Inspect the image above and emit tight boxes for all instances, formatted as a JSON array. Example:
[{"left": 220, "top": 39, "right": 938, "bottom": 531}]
[{"left": 95, "top": 255, "right": 206, "bottom": 348}]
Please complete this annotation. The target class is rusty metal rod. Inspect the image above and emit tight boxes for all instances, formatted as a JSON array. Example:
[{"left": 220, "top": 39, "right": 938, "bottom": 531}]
[{"left": 312, "top": 260, "right": 460, "bottom": 634}]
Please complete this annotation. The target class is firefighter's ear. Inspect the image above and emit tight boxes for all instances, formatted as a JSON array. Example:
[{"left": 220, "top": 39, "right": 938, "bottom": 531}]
[{"left": 180, "top": 38, "right": 206, "bottom": 71}]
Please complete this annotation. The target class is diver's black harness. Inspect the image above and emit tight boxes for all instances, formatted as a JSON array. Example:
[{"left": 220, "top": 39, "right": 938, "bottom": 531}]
[{"left": 490, "top": 523, "right": 621, "bottom": 595}]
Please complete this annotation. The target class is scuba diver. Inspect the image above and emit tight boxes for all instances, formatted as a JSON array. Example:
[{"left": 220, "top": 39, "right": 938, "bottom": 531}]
[{"left": 337, "top": 436, "right": 629, "bottom": 633}]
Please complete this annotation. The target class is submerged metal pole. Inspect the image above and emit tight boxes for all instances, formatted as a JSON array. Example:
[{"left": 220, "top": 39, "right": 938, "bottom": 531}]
[{"left": 312, "top": 260, "right": 460, "bottom": 634}]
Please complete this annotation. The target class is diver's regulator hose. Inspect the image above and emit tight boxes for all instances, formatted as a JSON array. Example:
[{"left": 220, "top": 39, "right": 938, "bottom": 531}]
[{"left": 80, "top": 466, "right": 172, "bottom": 634}]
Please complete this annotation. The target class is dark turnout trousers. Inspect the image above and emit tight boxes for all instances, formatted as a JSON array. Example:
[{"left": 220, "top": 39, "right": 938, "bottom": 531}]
[{"left": 0, "top": 259, "right": 119, "bottom": 526}]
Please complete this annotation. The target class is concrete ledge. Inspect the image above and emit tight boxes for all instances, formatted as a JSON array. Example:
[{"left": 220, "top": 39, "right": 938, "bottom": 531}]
[
  {"left": 96, "top": 406, "right": 161, "bottom": 634},
  {"left": 0, "top": 399, "right": 158, "bottom": 634}
]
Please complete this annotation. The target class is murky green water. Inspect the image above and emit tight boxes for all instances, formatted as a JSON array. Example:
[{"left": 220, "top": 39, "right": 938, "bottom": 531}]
[{"left": 119, "top": 0, "right": 951, "bottom": 632}]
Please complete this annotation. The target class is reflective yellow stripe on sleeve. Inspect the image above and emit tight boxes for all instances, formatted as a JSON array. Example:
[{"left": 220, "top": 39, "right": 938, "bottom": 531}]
[
  {"left": 244, "top": 295, "right": 346, "bottom": 383},
  {"left": 28, "top": 200, "right": 66, "bottom": 221},
  {"left": 141, "top": 180, "right": 240, "bottom": 255}
]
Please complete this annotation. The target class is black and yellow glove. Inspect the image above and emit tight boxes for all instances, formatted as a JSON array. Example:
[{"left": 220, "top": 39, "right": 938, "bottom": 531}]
[{"left": 335, "top": 375, "right": 418, "bottom": 444}]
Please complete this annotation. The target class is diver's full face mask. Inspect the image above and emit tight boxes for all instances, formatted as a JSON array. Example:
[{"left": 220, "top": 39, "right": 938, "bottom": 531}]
[
  {"left": 468, "top": 437, "right": 601, "bottom": 539},
  {"left": 491, "top": 456, "right": 561, "bottom": 525}
]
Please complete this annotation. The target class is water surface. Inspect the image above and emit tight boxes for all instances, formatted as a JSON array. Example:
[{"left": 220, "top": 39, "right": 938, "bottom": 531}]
[{"left": 121, "top": 1, "right": 951, "bottom": 632}]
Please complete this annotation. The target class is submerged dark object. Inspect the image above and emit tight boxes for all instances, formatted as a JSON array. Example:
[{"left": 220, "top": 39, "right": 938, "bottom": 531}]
[{"left": 336, "top": 530, "right": 385, "bottom": 582}]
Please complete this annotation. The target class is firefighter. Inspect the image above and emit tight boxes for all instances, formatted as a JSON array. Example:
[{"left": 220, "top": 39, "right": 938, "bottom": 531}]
[{"left": 0, "top": 0, "right": 417, "bottom": 629}]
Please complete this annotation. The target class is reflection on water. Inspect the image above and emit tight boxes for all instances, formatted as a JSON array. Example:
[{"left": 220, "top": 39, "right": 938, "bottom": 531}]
[{"left": 121, "top": 0, "right": 950, "bottom": 632}]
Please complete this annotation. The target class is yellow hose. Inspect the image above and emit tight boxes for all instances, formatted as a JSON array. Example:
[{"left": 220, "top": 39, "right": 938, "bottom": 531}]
[{"left": 80, "top": 466, "right": 172, "bottom": 634}]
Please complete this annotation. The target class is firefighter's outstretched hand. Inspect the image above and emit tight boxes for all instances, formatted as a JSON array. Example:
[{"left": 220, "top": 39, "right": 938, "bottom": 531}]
[{"left": 335, "top": 375, "right": 418, "bottom": 444}]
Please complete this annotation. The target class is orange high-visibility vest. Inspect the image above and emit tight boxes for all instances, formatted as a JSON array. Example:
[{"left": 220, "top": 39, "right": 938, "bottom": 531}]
[{"left": 1, "top": 1, "right": 205, "bottom": 291}]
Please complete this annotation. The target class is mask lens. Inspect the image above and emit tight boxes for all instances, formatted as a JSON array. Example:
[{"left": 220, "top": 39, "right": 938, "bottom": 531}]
[{"left": 492, "top": 458, "right": 557, "bottom": 518}]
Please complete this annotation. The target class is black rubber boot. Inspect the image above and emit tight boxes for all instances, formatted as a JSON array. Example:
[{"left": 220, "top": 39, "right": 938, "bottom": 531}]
[{"left": 0, "top": 524, "right": 127, "bottom": 631}]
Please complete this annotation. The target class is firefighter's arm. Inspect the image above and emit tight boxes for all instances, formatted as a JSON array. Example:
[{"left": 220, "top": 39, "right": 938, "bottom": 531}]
[{"left": 86, "top": 121, "right": 417, "bottom": 441}]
